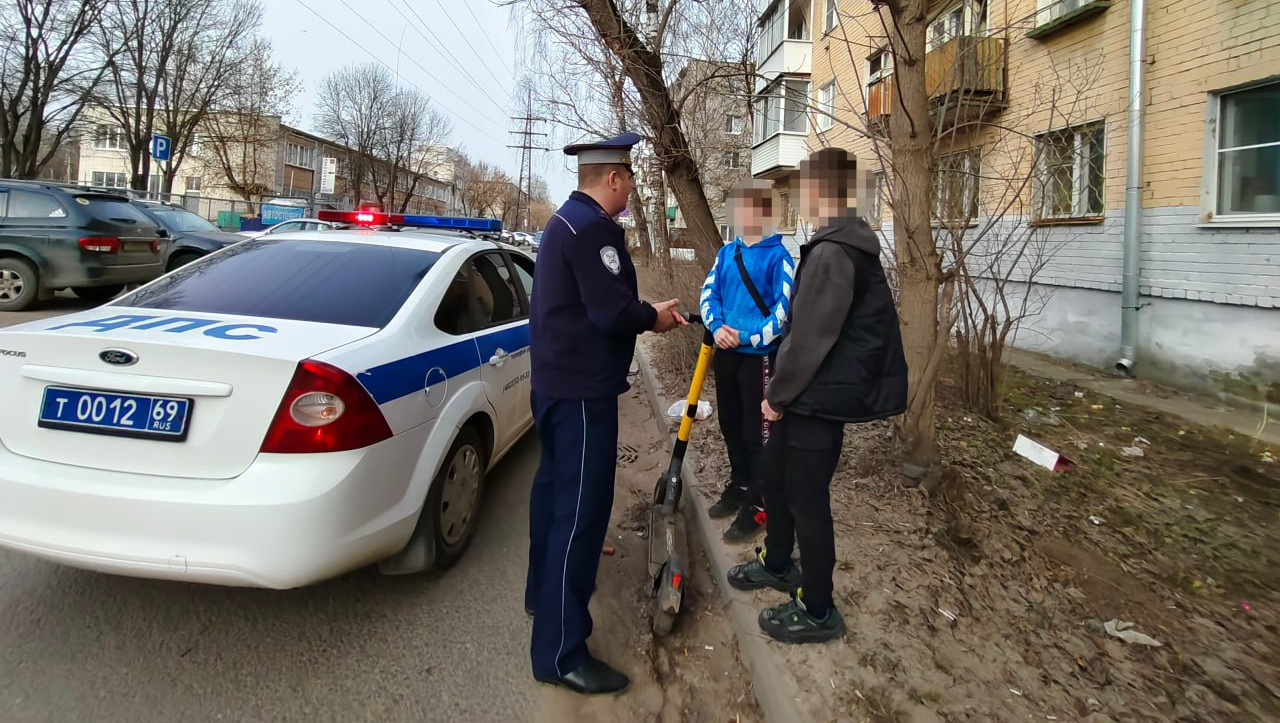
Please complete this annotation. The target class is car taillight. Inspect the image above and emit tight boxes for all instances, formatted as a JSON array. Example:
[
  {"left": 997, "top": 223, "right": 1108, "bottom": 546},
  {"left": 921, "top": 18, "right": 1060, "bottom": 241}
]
[
  {"left": 260, "top": 360, "right": 392, "bottom": 453},
  {"left": 150, "top": 239, "right": 162, "bottom": 253},
  {"left": 79, "top": 236, "right": 121, "bottom": 253}
]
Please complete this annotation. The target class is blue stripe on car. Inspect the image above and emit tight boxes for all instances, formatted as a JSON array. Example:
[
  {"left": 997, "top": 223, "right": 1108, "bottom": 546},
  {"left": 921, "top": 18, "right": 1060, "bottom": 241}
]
[{"left": 358, "top": 324, "right": 531, "bottom": 405}]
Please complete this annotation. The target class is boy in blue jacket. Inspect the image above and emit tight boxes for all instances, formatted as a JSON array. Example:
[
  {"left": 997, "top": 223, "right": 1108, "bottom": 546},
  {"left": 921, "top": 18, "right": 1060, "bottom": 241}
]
[{"left": 700, "top": 180, "right": 795, "bottom": 543}]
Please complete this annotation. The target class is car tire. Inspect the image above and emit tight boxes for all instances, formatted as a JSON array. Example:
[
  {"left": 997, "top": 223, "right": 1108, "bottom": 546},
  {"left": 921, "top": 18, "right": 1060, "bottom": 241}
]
[
  {"left": 166, "top": 252, "right": 203, "bottom": 272},
  {"left": 427, "top": 426, "right": 487, "bottom": 570},
  {"left": 0, "top": 257, "right": 39, "bottom": 312},
  {"left": 71, "top": 285, "right": 125, "bottom": 303}
]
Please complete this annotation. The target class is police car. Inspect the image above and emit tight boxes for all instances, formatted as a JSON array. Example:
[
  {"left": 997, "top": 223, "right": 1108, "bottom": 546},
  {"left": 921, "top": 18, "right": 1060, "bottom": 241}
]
[{"left": 0, "top": 211, "right": 534, "bottom": 589}]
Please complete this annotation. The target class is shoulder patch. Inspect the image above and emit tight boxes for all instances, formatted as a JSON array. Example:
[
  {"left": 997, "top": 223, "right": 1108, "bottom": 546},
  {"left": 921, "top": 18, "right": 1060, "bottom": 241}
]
[{"left": 600, "top": 246, "right": 621, "bottom": 275}]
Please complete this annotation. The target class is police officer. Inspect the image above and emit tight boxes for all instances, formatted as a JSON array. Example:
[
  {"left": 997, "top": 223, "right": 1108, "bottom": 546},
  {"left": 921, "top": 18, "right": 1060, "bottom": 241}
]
[{"left": 525, "top": 133, "right": 686, "bottom": 695}]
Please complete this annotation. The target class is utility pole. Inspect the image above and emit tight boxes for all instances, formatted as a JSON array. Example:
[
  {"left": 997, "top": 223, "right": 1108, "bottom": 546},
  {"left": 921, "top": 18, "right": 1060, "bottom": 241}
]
[{"left": 508, "top": 88, "right": 549, "bottom": 232}]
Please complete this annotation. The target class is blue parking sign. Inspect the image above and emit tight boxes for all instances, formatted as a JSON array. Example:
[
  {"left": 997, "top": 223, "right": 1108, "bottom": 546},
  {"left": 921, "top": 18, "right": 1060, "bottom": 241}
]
[{"left": 151, "top": 135, "right": 171, "bottom": 162}]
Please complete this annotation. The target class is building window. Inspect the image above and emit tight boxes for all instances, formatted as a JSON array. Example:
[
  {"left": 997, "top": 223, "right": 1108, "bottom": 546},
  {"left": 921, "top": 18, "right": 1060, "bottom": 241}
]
[
  {"left": 94, "top": 125, "right": 125, "bottom": 150},
  {"left": 186, "top": 176, "right": 202, "bottom": 192},
  {"left": 1034, "top": 121, "right": 1105, "bottom": 220},
  {"left": 1212, "top": 82, "right": 1280, "bottom": 218},
  {"left": 871, "top": 171, "right": 887, "bottom": 227},
  {"left": 90, "top": 171, "right": 127, "bottom": 188},
  {"left": 754, "top": 79, "right": 810, "bottom": 143},
  {"left": 817, "top": 82, "right": 835, "bottom": 131},
  {"left": 724, "top": 151, "right": 742, "bottom": 169},
  {"left": 719, "top": 223, "right": 730, "bottom": 242},
  {"left": 148, "top": 175, "right": 164, "bottom": 196},
  {"left": 933, "top": 149, "right": 981, "bottom": 223},
  {"left": 725, "top": 114, "right": 745, "bottom": 135},
  {"left": 927, "top": 2, "right": 986, "bottom": 50},
  {"left": 757, "top": 0, "right": 810, "bottom": 65},
  {"left": 824, "top": 0, "right": 839, "bottom": 32},
  {"left": 285, "top": 141, "right": 314, "bottom": 169},
  {"left": 869, "top": 50, "right": 893, "bottom": 82}
]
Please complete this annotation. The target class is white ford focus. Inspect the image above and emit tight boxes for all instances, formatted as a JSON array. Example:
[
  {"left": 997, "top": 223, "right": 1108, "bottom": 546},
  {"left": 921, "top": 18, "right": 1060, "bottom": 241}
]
[{"left": 0, "top": 211, "right": 534, "bottom": 589}]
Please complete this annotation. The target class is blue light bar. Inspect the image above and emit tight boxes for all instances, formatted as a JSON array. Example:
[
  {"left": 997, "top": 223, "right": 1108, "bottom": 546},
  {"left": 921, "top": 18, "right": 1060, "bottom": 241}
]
[{"left": 396, "top": 214, "right": 502, "bottom": 233}]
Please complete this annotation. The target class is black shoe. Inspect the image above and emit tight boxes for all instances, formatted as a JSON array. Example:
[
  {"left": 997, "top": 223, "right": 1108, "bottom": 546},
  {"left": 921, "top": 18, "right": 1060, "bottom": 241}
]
[
  {"left": 758, "top": 590, "right": 846, "bottom": 644},
  {"left": 722, "top": 505, "right": 765, "bottom": 544},
  {"left": 727, "top": 547, "right": 801, "bottom": 592},
  {"left": 525, "top": 605, "right": 534, "bottom": 617},
  {"left": 535, "top": 656, "right": 631, "bottom": 695},
  {"left": 708, "top": 483, "right": 748, "bottom": 519}
]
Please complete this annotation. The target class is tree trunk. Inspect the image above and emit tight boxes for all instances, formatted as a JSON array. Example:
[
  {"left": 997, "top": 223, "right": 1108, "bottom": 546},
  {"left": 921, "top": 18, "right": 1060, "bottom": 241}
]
[{"left": 888, "top": 3, "right": 941, "bottom": 468}]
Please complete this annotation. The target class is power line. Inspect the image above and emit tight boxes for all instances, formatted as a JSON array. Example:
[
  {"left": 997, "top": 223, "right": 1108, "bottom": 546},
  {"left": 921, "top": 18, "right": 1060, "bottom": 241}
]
[
  {"left": 386, "top": 0, "right": 512, "bottom": 112},
  {"left": 322, "top": 0, "right": 510, "bottom": 134},
  {"left": 461, "top": 0, "right": 514, "bottom": 76}
]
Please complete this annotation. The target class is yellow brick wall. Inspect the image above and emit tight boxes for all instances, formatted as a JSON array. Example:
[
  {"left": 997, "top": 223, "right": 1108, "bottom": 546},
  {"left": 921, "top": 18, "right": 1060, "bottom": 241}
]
[{"left": 807, "top": 0, "right": 1280, "bottom": 215}]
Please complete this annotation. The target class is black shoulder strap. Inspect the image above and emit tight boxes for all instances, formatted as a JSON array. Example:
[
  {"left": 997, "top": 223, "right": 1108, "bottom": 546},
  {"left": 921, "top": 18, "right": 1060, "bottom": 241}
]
[{"left": 733, "top": 245, "right": 770, "bottom": 317}]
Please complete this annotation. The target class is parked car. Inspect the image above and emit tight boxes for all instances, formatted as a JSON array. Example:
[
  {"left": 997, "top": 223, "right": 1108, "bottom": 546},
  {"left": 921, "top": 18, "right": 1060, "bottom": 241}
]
[
  {"left": 237, "top": 218, "right": 345, "bottom": 239},
  {"left": 530, "top": 231, "right": 542, "bottom": 252},
  {"left": 0, "top": 211, "right": 535, "bottom": 589},
  {"left": 511, "top": 231, "right": 534, "bottom": 246},
  {"left": 132, "top": 200, "right": 247, "bottom": 271},
  {"left": 0, "top": 180, "right": 166, "bottom": 312}
]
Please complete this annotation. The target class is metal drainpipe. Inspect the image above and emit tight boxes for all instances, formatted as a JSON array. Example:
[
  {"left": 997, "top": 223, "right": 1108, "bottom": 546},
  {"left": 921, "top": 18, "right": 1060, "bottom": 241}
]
[{"left": 1117, "top": 0, "right": 1147, "bottom": 377}]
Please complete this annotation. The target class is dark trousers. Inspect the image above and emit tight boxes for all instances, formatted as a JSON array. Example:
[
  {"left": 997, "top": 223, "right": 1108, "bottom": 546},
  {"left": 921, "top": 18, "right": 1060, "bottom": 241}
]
[
  {"left": 761, "top": 412, "right": 846, "bottom": 606},
  {"left": 714, "top": 349, "right": 774, "bottom": 507},
  {"left": 525, "top": 392, "right": 619, "bottom": 679}
]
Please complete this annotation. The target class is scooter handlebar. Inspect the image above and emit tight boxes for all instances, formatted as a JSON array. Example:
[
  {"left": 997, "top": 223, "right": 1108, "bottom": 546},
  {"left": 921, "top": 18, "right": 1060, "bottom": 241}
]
[{"left": 681, "top": 312, "right": 703, "bottom": 325}]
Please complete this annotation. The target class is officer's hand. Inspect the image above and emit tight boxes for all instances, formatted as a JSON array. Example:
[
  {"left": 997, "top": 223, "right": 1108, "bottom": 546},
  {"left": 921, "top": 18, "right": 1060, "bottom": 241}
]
[
  {"left": 651, "top": 299, "right": 685, "bottom": 333},
  {"left": 714, "top": 326, "right": 740, "bottom": 349},
  {"left": 761, "top": 399, "right": 783, "bottom": 421}
]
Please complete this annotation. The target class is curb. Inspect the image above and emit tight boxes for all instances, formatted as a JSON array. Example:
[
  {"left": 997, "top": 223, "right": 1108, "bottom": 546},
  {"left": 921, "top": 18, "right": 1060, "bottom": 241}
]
[{"left": 633, "top": 346, "right": 801, "bottom": 723}]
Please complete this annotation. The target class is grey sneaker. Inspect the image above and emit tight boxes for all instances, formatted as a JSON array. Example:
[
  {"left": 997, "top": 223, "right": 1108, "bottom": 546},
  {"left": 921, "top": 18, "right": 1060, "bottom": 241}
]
[
  {"left": 758, "top": 590, "right": 847, "bottom": 644},
  {"left": 727, "top": 547, "right": 800, "bottom": 592}
]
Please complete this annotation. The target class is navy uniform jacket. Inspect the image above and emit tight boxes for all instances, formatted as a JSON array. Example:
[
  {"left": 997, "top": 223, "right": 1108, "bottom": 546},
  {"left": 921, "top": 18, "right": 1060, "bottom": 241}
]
[{"left": 531, "top": 191, "right": 658, "bottom": 399}]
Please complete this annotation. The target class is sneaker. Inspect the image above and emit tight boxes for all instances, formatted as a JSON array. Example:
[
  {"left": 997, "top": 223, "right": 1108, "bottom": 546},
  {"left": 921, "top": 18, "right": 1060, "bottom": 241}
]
[
  {"left": 708, "top": 483, "right": 748, "bottom": 519},
  {"left": 727, "top": 547, "right": 800, "bottom": 592},
  {"left": 758, "top": 590, "right": 847, "bottom": 644},
  {"left": 722, "top": 504, "right": 765, "bottom": 544}
]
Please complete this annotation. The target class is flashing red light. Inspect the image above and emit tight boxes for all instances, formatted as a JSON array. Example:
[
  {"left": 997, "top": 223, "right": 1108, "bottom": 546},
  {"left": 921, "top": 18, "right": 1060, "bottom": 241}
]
[
  {"left": 317, "top": 210, "right": 389, "bottom": 226},
  {"left": 671, "top": 572, "right": 683, "bottom": 590}
]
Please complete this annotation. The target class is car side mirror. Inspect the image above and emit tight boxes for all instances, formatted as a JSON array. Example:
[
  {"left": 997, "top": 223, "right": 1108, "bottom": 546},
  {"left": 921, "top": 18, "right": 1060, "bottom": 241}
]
[{"left": 156, "top": 229, "right": 169, "bottom": 238}]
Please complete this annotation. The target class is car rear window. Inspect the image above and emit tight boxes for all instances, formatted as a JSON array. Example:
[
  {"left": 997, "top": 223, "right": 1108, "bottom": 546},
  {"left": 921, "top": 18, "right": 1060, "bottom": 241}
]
[
  {"left": 119, "top": 239, "right": 440, "bottom": 328},
  {"left": 79, "top": 196, "right": 156, "bottom": 226}
]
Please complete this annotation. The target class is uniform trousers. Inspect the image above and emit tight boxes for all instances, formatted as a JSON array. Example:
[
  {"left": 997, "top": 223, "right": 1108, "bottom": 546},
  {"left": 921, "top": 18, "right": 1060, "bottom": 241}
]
[{"left": 525, "top": 391, "right": 619, "bottom": 679}]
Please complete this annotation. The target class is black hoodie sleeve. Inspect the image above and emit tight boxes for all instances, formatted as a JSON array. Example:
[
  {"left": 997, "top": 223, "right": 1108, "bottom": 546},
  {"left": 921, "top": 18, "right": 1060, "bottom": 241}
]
[{"left": 766, "top": 242, "right": 855, "bottom": 410}]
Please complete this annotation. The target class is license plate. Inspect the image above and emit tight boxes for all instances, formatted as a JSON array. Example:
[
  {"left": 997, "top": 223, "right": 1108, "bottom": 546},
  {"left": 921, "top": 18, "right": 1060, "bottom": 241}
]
[{"left": 38, "top": 387, "right": 193, "bottom": 442}]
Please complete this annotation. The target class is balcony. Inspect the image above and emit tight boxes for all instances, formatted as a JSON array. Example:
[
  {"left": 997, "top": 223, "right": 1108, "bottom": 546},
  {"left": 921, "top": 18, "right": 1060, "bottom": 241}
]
[
  {"left": 752, "top": 132, "right": 808, "bottom": 180},
  {"left": 756, "top": 40, "right": 812, "bottom": 92},
  {"left": 865, "top": 35, "right": 1007, "bottom": 132}
]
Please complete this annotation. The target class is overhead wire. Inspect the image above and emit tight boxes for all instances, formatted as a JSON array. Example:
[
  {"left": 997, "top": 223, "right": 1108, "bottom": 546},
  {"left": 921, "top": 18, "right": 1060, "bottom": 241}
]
[{"left": 390, "top": 0, "right": 513, "bottom": 103}]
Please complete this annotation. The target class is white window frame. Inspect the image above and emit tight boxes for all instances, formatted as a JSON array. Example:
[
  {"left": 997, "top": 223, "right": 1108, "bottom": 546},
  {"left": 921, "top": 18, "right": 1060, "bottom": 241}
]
[
  {"left": 147, "top": 175, "right": 164, "bottom": 196},
  {"left": 871, "top": 170, "right": 887, "bottom": 227},
  {"left": 725, "top": 114, "right": 745, "bottom": 135},
  {"left": 90, "top": 171, "right": 127, "bottom": 189},
  {"left": 816, "top": 81, "right": 835, "bottom": 131},
  {"left": 1034, "top": 121, "right": 1106, "bottom": 221},
  {"left": 724, "top": 151, "right": 741, "bottom": 169},
  {"left": 824, "top": 0, "right": 838, "bottom": 33},
  {"left": 285, "top": 141, "right": 314, "bottom": 169},
  {"left": 1201, "top": 80, "right": 1280, "bottom": 226},
  {"left": 927, "top": 2, "right": 986, "bottom": 50},
  {"left": 754, "top": 78, "right": 810, "bottom": 144},
  {"left": 719, "top": 223, "right": 731, "bottom": 242},
  {"left": 94, "top": 125, "right": 125, "bottom": 151}
]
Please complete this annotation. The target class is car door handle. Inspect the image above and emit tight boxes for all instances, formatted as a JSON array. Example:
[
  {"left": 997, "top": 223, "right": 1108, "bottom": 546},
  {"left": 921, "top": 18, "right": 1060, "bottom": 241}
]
[{"left": 489, "top": 349, "right": 508, "bottom": 367}]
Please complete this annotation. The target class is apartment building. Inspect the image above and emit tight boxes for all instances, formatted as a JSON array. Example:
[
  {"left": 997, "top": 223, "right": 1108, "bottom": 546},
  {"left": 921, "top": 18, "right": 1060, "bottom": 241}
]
[{"left": 752, "top": 0, "right": 1280, "bottom": 400}]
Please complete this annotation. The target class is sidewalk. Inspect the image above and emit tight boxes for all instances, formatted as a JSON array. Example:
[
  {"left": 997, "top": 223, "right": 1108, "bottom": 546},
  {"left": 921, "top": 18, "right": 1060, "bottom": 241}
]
[
  {"left": 1005, "top": 348, "right": 1280, "bottom": 447},
  {"left": 633, "top": 339, "right": 1280, "bottom": 723}
]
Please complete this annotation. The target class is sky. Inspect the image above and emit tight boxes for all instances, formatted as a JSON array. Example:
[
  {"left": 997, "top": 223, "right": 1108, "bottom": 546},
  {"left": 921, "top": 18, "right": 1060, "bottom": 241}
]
[{"left": 263, "top": 0, "right": 576, "bottom": 204}]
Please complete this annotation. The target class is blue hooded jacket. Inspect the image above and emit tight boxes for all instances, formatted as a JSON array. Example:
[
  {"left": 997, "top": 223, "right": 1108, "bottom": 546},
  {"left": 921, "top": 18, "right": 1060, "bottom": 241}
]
[{"left": 699, "top": 234, "right": 795, "bottom": 355}]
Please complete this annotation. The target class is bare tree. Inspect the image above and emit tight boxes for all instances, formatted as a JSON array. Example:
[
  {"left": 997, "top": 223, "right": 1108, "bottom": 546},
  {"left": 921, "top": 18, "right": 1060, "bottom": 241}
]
[
  {"left": 93, "top": 0, "right": 263, "bottom": 193},
  {"left": 454, "top": 156, "right": 512, "bottom": 220},
  {"left": 369, "top": 90, "right": 454, "bottom": 214},
  {"left": 0, "top": 0, "right": 111, "bottom": 178},
  {"left": 194, "top": 39, "right": 298, "bottom": 201},
  {"left": 314, "top": 63, "right": 398, "bottom": 208}
]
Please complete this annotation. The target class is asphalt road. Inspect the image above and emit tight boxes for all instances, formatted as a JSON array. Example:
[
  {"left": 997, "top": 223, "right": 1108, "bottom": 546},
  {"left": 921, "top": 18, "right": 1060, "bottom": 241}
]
[{"left": 0, "top": 301, "right": 547, "bottom": 723}]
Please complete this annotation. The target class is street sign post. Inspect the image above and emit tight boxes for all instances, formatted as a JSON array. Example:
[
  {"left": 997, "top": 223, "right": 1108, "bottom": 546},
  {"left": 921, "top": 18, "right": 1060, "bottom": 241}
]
[
  {"left": 150, "top": 135, "right": 171, "bottom": 162},
  {"left": 320, "top": 157, "right": 337, "bottom": 195}
]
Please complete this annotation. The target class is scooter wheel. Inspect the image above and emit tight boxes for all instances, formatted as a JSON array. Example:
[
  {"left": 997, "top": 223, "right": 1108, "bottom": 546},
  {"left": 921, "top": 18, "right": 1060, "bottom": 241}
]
[{"left": 652, "top": 603, "right": 677, "bottom": 637}]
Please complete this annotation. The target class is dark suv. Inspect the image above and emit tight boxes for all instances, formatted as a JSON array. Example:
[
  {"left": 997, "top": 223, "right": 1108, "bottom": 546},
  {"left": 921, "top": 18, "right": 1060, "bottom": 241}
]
[{"left": 0, "top": 180, "right": 166, "bottom": 311}]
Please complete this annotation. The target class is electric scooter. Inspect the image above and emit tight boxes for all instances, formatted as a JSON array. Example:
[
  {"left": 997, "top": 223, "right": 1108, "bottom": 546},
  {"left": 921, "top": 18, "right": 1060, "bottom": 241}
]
[{"left": 648, "top": 312, "right": 714, "bottom": 636}]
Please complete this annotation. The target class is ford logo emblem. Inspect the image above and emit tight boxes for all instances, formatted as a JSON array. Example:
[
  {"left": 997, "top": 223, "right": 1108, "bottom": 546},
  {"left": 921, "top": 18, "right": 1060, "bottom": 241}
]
[{"left": 99, "top": 349, "right": 138, "bottom": 366}]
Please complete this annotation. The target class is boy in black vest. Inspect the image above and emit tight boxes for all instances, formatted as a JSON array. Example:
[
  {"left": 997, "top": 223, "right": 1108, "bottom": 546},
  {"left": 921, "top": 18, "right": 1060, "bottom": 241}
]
[{"left": 726, "top": 148, "right": 908, "bottom": 644}]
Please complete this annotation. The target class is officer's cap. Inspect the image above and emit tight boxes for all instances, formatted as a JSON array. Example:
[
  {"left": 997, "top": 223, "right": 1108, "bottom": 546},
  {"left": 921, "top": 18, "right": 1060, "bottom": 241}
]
[{"left": 563, "top": 132, "right": 641, "bottom": 170}]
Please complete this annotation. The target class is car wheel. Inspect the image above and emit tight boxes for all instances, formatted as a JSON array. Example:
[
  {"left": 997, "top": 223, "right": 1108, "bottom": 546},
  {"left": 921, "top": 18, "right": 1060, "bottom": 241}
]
[
  {"left": 0, "top": 257, "right": 39, "bottom": 312},
  {"left": 71, "top": 285, "right": 125, "bottom": 302},
  {"left": 166, "top": 252, "right": 202, "bottom": 271},
  {"left": 428, "top": 426, "right": 486, "bottom": 569}
]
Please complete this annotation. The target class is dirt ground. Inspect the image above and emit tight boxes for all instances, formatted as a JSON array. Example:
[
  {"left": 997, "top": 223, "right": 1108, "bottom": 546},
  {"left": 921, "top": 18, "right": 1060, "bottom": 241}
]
[
  {"left": 636, "top": 294, "right": 1280, "bottom": 723},
  {"left": 536, "top": 382, "right": 762, "bottom": 723}
]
